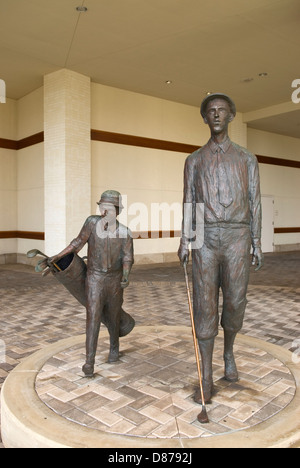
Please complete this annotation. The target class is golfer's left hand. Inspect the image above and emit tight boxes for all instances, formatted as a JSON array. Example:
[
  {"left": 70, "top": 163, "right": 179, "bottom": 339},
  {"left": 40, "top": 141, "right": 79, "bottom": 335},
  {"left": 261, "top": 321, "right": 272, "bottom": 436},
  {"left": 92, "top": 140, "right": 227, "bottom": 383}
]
[{"left": 252, "top": 247, "right": 264, "bottom": 271}]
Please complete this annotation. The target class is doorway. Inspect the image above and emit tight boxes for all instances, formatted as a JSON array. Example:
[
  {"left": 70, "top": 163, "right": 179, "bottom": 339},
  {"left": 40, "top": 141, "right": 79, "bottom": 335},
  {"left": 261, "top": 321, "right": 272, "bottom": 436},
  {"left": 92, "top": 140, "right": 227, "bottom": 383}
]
[{"left": 261, "top": 195, "right": 274, "bottom": 253}]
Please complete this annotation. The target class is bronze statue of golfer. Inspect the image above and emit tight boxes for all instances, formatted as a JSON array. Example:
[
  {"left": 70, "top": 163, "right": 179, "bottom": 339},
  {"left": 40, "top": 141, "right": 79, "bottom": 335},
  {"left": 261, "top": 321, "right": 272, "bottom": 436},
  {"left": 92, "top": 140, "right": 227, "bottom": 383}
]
[
  {"left": 47, "top": 190, "right": 134, "bottom": 377},
  {"left": 178, "top": 93, "right": 263, "bottom": 403}
]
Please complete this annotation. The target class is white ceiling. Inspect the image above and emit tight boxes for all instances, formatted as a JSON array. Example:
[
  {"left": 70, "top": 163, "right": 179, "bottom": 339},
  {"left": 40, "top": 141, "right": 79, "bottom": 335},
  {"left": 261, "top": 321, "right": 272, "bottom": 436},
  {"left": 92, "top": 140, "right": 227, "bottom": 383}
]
[{"left": 1, "top": 0, "right": 300, "bottom": 138}]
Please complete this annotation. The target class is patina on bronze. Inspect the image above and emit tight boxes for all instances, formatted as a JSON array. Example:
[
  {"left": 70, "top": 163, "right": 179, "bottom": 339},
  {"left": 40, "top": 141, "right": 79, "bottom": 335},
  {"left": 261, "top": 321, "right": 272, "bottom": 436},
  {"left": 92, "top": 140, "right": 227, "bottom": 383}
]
[
  {"left": 34, "top": 190, "right": 135, "bottom": 378},
  {"left": 29, "top": 249, "right": 135, "bottom": 339},
  {"left": 178, "top": 93, "right": 263, "bottom": 404}
]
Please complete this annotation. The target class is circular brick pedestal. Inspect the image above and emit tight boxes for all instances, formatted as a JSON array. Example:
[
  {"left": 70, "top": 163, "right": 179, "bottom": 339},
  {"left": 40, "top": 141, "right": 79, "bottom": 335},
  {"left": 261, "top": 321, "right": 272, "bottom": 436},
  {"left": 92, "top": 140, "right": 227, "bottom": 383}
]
[{"left": 1, "top": 326, "right": 300, "bottom": 448}]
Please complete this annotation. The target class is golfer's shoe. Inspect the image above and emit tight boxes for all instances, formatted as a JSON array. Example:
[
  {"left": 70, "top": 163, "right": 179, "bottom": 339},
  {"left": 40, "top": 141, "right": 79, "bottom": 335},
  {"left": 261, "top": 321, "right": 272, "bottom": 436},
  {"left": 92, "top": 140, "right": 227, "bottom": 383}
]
[
  {"left": 224, "top": 354, "right": 239, "bottom": 382},
  {"left": 194, "top": 379, "right": 214, "bottom": 405}
]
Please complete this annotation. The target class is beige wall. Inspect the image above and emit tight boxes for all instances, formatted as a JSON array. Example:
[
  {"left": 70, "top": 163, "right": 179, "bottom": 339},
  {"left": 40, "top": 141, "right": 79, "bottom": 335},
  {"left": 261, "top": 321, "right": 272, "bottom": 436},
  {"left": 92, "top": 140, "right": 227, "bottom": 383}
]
[
  {"left": 91, "top": 83, "right": 211, "bottom": 261},
  {"left": 0, "top": 98, "right": 17, "bottom": 256},
  {"left": 17, "top": 87, "right": 44, "bottom": 256},
  {"left": 17, "top": 87, "right": 44, "bottom": 140},
  {"left": 0, "top": 77, "right": 300, "bottom": 262},
  {"left": 0, "top": 89, "right": 44, "bottom": 258},
  {"left": 248, "top": 128, "right": 300, "bottom": 249}
]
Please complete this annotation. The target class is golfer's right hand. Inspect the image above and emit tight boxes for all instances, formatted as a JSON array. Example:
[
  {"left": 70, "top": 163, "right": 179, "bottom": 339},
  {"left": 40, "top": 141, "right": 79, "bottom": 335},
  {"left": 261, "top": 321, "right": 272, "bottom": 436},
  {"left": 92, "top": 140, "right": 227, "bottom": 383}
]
[{"left": 178, "top": 244, "right": 189, "bottom": 266}]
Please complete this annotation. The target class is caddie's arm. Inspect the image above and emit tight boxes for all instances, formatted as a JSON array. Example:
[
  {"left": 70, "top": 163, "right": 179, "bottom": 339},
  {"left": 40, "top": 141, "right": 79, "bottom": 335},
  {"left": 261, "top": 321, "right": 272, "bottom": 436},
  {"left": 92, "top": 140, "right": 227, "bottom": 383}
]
[
  {"left": 48, "top": 217, "right": 93, "bottom": 266},
  {"left": 121, "top": 231, "right": 134, "bottom": 289}
]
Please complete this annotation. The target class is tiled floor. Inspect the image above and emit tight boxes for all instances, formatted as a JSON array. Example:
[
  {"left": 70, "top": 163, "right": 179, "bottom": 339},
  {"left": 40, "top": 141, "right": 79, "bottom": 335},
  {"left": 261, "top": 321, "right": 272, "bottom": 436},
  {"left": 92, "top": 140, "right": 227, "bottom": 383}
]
[
  {"left": 0, "top": 251, "right": 300, "bottom": 446},
  {"left": 35, "top": 327, "right": 295, "bottom": 439}
]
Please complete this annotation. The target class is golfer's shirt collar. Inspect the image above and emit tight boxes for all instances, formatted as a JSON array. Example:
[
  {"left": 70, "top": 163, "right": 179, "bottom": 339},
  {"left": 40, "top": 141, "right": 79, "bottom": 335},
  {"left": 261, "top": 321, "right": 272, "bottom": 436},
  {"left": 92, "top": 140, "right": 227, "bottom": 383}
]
[{"left": 208, "top": 137, "right": 231, "bottom": 155}]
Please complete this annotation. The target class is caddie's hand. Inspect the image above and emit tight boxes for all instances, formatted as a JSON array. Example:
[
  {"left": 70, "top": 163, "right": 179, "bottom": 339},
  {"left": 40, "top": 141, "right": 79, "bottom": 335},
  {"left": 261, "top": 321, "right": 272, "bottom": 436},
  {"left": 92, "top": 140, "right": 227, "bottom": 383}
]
[
  {"left": 35, "top": 259, "right": 48, "bottom": 273},
  {"left": 252, "top": 247, "right": 264, "bottom": 271},
  {"left": 47, "top": 255, "right": 61, "bottom": 266},
  {"left": 178, "top": 244, "right": 190, "bottom": 266}
]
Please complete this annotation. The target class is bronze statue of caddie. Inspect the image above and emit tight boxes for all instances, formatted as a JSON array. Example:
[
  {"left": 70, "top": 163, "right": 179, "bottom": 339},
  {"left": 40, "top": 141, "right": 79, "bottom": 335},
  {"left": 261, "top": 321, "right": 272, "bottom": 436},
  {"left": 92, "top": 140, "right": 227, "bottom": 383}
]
[{"left": 47, "top": 190, "right": 134, "bottom": 377}]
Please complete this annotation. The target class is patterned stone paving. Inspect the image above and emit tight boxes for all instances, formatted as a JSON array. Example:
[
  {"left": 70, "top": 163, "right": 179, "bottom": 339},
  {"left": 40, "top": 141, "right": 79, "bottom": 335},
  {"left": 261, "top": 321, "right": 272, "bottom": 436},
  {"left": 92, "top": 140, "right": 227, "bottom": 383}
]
[
  {"left": 0, "top": 252, "right": 299, "bottom": 446},
  {"left": 35, "top": 326, "right": 296, "bottom": 439}
]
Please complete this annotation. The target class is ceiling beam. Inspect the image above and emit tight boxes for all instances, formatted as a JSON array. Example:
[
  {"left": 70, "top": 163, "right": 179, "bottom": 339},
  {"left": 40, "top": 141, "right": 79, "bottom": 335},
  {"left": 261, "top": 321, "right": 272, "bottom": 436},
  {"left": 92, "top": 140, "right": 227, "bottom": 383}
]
[{"left": 243, "top": 101, "right": 299, "bottom": 123}]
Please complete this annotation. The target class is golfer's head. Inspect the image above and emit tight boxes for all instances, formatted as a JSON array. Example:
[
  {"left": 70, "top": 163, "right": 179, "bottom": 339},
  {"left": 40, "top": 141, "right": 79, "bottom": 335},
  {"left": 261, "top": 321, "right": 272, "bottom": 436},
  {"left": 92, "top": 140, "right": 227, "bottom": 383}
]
[
  {"left": 201, "top": 93, "right": 236, "bottom": 135},
  {"left": 201, "top": 93, "right": 236, "bottom": 119}
]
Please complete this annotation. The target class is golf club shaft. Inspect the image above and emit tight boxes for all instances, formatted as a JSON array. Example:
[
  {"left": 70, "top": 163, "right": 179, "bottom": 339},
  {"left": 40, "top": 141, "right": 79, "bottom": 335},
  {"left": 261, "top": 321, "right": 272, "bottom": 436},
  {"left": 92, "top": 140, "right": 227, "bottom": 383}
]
[{"left": 183, "top": 263, "right": 207, "bottom": 410}]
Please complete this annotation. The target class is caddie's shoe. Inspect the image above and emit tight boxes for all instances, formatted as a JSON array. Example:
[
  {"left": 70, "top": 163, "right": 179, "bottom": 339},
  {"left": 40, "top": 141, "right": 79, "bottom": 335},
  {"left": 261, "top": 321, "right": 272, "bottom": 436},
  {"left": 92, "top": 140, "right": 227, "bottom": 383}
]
[
  {"left": 194, "top": 379, "right": 213, "bottom": 404},
  {"left": 108, "top": 347, "right": 120, "bottom": 363},
  {"left": 224, "top": 354, "right": 239, "bottom": 382},
  {"left": 82, "top": 362, "right": 94, "bottom": 378}
]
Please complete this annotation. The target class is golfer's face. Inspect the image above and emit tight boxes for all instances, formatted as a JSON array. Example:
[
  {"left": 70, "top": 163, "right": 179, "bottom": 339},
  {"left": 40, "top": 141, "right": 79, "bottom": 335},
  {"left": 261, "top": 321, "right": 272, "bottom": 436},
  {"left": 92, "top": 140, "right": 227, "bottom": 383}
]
[{"left": 205, "top": 99, "right": 233, "bottom": 134}]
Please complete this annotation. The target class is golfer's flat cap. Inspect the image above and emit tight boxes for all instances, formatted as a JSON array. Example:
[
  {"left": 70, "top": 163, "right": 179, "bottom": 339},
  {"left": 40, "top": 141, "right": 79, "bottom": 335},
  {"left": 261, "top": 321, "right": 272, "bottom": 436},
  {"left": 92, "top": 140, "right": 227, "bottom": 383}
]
[
  {"left": 97, "top": 190, "right": 124, "bottom": 208},
  {"left": 201, "top": 93, "right": 236, "bottom": 118}
]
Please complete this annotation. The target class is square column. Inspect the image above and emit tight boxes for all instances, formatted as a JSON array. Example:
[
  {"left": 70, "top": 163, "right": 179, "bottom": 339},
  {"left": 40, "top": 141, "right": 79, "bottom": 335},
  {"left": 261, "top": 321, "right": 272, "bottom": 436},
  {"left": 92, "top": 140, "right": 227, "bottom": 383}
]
[{"left": 44, "top": 69, "right": 91, "bottom": 254}]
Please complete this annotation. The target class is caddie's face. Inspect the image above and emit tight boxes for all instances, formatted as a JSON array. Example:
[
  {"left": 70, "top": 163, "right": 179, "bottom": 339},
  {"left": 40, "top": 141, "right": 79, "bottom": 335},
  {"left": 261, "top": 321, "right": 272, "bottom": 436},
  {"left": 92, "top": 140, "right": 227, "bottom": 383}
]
[
  {"left": 204, "top": 98, "right": 234, "bottom": 134},
  {"left": 99, "top": 203, "right": 117, "bottom": 221}
]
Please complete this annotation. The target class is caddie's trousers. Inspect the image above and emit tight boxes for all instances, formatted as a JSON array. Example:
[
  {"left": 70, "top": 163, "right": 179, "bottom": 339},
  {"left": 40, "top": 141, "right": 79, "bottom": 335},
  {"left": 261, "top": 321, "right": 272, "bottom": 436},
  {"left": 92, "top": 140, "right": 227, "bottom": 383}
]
[
  {"left": 192, "top": 225, "right": 251, "bottom": 341},
  {"left": 85, "top": 270, "right": 123, "bottom": 364}
]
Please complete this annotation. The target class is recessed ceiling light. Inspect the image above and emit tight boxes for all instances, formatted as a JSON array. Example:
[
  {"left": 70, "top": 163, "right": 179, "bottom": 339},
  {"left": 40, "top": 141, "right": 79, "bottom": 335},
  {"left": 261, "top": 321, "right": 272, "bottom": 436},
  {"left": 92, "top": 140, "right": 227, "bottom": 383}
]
[
  {"left": 165, "top": 80, "right": 173, "bottom": 85},
  {"left": 242, "top": 78, "right": 254, "bottom": 83},
  {"left": 206, "top": 92, "right": 212, "bottom": 95},
  {"left": 76, "top": 6, "right": 88, "bottom": 12},
  {"left": 258, "top": 72, "right": 268, "bottom": 77}
]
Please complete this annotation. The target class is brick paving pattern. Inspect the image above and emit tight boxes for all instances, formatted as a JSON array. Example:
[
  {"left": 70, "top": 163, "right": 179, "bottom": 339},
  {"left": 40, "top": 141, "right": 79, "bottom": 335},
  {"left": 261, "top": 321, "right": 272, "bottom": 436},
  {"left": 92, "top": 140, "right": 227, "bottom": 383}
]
[
  {"left": 0, "top": 252, "right": 299, "bottom": 445},
  {"left": 36, "top": 327, "right": 295, "bottom": 439}
]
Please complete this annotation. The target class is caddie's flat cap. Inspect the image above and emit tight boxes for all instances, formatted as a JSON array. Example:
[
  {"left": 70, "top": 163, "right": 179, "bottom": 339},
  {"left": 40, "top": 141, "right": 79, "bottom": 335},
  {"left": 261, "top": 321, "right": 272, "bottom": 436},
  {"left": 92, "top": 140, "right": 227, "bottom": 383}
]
[
  {"left": 97, "top": 190, "right": 124, "bottom": 209},
  {"left": 201, "top": 93, "right": 236, "bottom": 118}
]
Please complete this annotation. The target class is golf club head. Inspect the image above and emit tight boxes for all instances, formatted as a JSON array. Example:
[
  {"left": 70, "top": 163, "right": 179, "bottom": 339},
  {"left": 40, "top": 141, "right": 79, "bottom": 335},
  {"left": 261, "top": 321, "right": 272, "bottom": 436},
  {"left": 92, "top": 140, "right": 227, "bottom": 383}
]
[
  {"left": 27, "top": 249, "right": 48, "bottom": 259},
  {"left": 27, "top": 249, "right": 39, "bottom": 258},
  {"left": 197, "top": 408, "right": 209, "bottom": 424}
]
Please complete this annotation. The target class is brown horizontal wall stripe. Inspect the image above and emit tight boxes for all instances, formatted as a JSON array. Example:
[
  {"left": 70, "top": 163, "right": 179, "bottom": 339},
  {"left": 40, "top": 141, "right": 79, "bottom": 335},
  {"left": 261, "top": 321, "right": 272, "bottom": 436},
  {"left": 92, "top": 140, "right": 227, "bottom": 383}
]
[
  {"left": 91, "top": 129, "right": 199, "bottom": 154},
  {"left": 18, "top": 231, "right": 45, "bottom": 240},
  {"left": 0, "top": 230, "right": 180, "bottom": 240},
  {"left": 256, "top": 155, "right": 300, "bottom": 169},
  {"left": 274, "top": 227, "right": 300, "bottom": 234},
  {"left": 0, "top": 231, "right": 17, "bottom": 239},
  {"left": 1, "top": 228, "right": 299, "bottom": 240},
  {"left": 17, "top": 132, "right": 44, "bottom": 150},
  {"left": 92, "top": 129, "right": 300, "bottom": 169},
  {"left": 0, "top": 230, "right": 181, "bottom": 240},
  {"left": 0, "top": 227, "right": 300, "bottom": 240},
  {"left": 132, "top": 230, "right": 182, "bottom": 239},
  {"left": 0, "top": 231, "right": 45, "bottom": 240},
  {"left": 0, "top": 138, "right": 18, "bottom": 150},
  {"left": 0, "top": 132, "right": 44, "bottom": 150},
  {"left": 1, "top": 129, "right": 299, "bottom": 169}
]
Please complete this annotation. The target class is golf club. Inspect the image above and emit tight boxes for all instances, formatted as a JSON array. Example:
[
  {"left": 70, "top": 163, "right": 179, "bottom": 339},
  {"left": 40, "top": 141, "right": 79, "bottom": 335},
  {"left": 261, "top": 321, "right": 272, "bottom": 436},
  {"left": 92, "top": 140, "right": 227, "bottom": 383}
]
[
  {"left": 27, "top": 249, "right": 48, "bottom": 259},
  {"left": 27, "top": 249, "right": 62, "bottom": 272},
  {"left": 183, "top": 262, "right": 209, "bottom": 424}
]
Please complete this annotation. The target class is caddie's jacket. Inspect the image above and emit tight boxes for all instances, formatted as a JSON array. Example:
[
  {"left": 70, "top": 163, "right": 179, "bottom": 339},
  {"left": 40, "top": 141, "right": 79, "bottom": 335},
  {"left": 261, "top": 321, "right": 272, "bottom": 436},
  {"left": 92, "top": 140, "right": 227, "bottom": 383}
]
[{"left": 69, "top": 216, "right": 134, "bottom": 274}]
